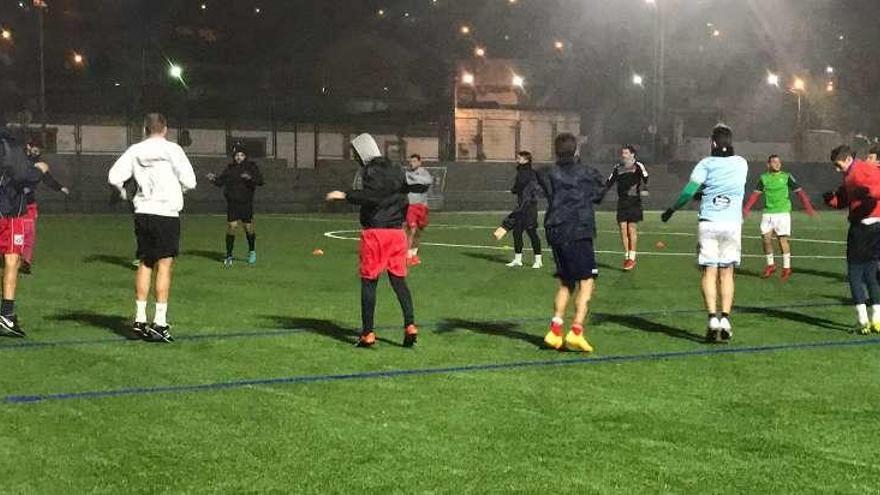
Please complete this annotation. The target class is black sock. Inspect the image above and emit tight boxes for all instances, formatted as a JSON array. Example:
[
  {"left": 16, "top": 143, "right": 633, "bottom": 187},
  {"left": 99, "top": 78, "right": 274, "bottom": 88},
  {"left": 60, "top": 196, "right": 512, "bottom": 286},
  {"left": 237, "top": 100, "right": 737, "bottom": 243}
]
[
  {"left": 246, "top": 233, "right": 256, "bottom": 252},
  {"left": 721, "top": 312, "right": 730, "bottom": 319},
  {"left": 225, "top": 235, "right": 235, "bottom": 257},
  {"left": 361, "top": 278, "right": 378, "bottom": 331},
  {"left": 708, "top": 313, "right": 717, "bottom": 321},
  {"left": 1, "top": 299, "right": 15, "bottom": 317},
  {"left": 388, "top": 274, "right": 415, "bottom": 327}
]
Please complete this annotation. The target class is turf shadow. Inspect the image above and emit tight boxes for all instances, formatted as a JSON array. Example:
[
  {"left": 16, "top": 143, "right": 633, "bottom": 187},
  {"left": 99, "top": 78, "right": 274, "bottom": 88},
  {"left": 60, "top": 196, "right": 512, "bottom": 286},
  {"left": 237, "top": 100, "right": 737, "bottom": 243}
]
[
  {"left": 182, "top": 250, "right": 227, "bottom": 262},
  {"left": 593, "top": 313, "right": 705, "bottom": 343},
  {"left": 262, "top": 316, "right": 402, "bottom": 347},
  {"left": 793, "top": 267, "right": 848, "bottom": 283},
  {"left": 50, "top": 311, "right": 138, "bottom": 340},
  {"left": 81, "top": 254, "right": 137, "bottom": 271},
  {"left": 738, "top": 306, "right": 850, "bottom": 332},
  {"left": 597, "top": 261, "right": 625, "bottom": 273},
  {"left": 461, "top": 252, "right": 510, "bottom": 264},
  {"left": 435, "top": 318, "right": 546, "bottom": 348}
]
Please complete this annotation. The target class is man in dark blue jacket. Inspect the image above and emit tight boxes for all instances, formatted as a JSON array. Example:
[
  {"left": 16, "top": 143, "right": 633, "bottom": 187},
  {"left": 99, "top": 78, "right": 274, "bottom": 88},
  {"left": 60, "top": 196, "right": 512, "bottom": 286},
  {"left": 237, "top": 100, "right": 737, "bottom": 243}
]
[
  {"left": 0, "top": 126, "right": 47, "bottom": 337},
  {"left": 536, "top": 133, "right": 604, "bottom": 353}
]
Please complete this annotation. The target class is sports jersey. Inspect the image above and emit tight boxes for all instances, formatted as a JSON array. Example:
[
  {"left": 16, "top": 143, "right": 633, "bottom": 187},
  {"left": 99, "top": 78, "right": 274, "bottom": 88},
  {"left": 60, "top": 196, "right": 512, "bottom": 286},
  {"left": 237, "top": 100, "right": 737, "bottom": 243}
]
[
  {"left": 689, "top": 155, "right": 749, "bottom": 223},
  {"left": 755, "top": 171, "right": 800, "bottom": 214}
]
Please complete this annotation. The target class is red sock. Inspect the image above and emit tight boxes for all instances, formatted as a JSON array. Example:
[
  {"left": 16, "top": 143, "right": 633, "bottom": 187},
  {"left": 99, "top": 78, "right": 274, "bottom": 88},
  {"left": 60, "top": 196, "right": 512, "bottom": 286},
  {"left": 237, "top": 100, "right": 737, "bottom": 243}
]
[
  {"left": 550, "top": 320, "right": 563, "bottom": 336},
  {"left": 571, "top": 324, "right": 584, "bottom": 336}
]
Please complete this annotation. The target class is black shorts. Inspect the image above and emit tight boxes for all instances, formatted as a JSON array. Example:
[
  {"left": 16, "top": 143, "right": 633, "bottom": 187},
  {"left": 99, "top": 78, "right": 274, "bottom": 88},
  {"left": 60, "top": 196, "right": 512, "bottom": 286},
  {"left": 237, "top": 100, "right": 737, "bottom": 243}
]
[
  {"left": 135, "top": 214, "right": 180, "bottom": 263},
  {"left": 617, "top": 200, "right": 643, "bottom": 223},
  {"left": 847, "top": 222, "right": 880, "bottom": 263},
  {"left": 551, "top": 238, "right": 599, "bottom": 287},
  {"left": 227, "top": 201, "right": 254, "bottom": 223}
]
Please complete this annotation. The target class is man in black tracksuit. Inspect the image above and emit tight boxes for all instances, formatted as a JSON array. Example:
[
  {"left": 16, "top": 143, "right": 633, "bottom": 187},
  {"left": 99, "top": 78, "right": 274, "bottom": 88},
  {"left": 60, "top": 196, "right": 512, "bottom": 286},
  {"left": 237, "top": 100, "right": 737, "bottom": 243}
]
[
  {"left": 494, "top": 151, "right": 543, "bottom": 269},
  {"left": 326, "top": 133, "right": 418, "bottom": 348},
  {"left": 207, "top": 143, "right": 264, "bottom": 267},
  {"left": 536, "top": 133, "right": 605, "bottom": 353},
  {"left": 20, "top": 142, "right": 70, "bottom": 274}
]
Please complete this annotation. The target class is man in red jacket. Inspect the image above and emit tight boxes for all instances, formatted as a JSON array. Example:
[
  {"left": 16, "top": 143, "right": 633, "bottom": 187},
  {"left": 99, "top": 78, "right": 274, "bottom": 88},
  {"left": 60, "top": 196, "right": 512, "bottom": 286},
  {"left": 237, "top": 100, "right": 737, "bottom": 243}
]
[{"left": 824, "top": 145, "right": 880, "bottom": 334}]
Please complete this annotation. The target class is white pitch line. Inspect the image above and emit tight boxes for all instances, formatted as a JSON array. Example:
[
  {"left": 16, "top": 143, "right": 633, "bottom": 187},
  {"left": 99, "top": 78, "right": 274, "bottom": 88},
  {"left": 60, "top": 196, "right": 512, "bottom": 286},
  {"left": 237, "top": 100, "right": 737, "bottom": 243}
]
[
  {"left": 285, "top": 215, "right": 846, "bottom": 245},
  {"left": 323, "top": 230, "right": 846, "bottom": 260}
]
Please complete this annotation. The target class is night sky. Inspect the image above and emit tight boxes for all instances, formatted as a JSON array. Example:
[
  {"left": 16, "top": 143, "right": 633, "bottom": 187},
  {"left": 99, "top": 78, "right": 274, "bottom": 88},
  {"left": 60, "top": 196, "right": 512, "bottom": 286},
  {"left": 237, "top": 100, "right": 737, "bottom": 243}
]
[{"left": 1, "top": 0, "right": 878, "bottom": 137}]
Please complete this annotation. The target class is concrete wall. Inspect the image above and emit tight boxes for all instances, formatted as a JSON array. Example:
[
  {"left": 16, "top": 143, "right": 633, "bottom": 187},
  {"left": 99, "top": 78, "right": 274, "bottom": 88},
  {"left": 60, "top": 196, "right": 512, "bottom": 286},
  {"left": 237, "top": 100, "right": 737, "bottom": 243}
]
[
  {"left": 17, "top": 122, "right": 439, "bottom": 170},
  {"left": 454, "top": 108, "right": 581, "bottom": 163}
]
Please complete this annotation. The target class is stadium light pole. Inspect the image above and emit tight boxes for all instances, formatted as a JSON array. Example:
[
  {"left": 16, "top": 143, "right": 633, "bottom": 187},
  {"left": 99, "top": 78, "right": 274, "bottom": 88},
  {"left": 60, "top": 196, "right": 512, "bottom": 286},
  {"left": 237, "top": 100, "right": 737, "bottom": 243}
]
[
  {"left": 646, "top": 0, "right": 665, "bottom": 162},
  {"left": 37, "top": 1, "right": 47, "bottom": 147}
]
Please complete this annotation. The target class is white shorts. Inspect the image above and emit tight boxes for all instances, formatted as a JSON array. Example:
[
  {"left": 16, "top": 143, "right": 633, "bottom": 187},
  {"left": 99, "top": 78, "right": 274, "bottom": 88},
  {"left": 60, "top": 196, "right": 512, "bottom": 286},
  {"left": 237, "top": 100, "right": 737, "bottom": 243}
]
[
  {"left": 698, "top": 221, "right": 742, "bottom": 267},
  {"left": 760, "top": 213, "right": 792, "bottom": 237}
]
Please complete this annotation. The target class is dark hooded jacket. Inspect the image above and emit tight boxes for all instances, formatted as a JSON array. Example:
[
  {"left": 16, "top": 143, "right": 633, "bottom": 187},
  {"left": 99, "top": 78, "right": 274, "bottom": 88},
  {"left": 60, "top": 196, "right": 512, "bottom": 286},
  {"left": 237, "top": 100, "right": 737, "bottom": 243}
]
[
  {"left": 346, "top": 157, "right": 408, "bottom": 229},
  {"left": 537, "top": 157, "right": 605, "bottom": 245}
]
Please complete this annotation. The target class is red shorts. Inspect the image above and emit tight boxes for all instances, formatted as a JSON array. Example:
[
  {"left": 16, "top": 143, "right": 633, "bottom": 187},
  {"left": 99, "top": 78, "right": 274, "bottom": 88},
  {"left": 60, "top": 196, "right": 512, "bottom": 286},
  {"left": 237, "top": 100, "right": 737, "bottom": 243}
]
[
  {"left": 0, "top": 216, "right": 28, "bottom": 257},
  {"left": 359, "top": 229, "right": 408, "bottom": 280},
  {"left": 406, "top": 203, "right": 430, "bottom": 229},
  {"left": 22, "top": 204, "right": 37, "bottom": 265}
]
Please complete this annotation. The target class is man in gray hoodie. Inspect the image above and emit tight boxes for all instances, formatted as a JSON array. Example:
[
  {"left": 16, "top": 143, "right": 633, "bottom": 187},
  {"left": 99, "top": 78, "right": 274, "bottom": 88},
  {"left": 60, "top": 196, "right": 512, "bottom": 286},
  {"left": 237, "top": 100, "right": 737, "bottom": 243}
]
[
  {"left": 108, "top": 113, "right": 197, "bottom": 343},
  {"left": 404, "top": 154, "right": 433, "bottom": 266}
]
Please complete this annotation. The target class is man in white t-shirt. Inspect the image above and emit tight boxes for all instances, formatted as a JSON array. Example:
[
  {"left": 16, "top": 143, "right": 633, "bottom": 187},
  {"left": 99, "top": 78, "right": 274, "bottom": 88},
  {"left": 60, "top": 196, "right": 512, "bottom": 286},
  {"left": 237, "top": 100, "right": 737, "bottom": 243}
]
[{"left": 108, "top": 113, "right": 197, "bottom": 343}]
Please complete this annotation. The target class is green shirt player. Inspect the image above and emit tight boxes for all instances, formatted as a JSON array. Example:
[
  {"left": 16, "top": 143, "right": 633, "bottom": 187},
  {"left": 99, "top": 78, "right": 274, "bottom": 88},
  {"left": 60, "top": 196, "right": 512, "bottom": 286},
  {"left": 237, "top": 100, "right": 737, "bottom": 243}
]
[{"left": 742, "top": 154, "right": 816, "bottom": 281}]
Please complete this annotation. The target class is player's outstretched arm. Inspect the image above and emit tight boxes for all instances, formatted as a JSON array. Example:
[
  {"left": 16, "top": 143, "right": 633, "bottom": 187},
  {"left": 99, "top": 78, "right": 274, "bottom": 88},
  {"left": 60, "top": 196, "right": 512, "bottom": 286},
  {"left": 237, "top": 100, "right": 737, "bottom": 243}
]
[
  {"left": 743, "top": 190, "right": 762, "bottom": 217},
  {"left": 662, "top": 181, "right": 701, "bottom": 222}
]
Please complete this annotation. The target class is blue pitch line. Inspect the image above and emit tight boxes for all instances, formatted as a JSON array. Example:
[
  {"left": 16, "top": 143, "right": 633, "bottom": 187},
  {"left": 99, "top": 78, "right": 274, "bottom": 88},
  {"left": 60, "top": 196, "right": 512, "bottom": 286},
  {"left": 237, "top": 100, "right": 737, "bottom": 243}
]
[
  {"left": 6, "top": 337, "right": 880, "bottom": 405},
  {"left": 0, "top": 301, "right": 850, "bottom": 353}
]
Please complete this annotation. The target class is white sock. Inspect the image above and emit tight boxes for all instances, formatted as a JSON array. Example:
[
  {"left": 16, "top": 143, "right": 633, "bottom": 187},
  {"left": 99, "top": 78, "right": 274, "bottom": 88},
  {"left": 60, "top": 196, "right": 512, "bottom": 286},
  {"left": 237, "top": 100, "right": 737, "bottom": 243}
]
[
  {"left": 534, "top": 254, "right": 542, "bottom": 262},
  {"left": 629, "top": 251, "right": 637, "bottom": 261},
  {"left": 154, "top": 303, "right": 168, "bottom": 327},
  {"left": 512, "top": 253, "right": 523, "bottom": 263},
  {"left": 872, "top": 305, "right": 880, "bottom": 323},
  {"left": 782, "top": 253, "right": 791, "bottom": 269},
  {"left": 408, "top": 248, "right": 416, "bottom": 257},
  {"left": 135, "top": 300, "right": 147, "bottom": 323},
  {"left": 856, "top": 304, "right": 869, "bottom": 326},
  {"left": 551, "top": 316, "right": 563, "bottom": 326},
  {"left": 412, "top": 247, "right": 419, "bottom": 256},
  {"left": 766, "top": 254, "right": 775, "bottom": 266}
]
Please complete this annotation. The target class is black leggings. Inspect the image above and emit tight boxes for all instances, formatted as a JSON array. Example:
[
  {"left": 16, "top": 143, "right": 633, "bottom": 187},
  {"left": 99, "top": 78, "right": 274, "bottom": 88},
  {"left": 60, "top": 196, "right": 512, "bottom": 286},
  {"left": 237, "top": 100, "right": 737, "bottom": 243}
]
[
  {"left": 848, "top": 261, "right": 880, "bottom": 305},
  {"left": 361, "top": 275, "right": 414, "bottom": 332},
  {"left": 513, "top": 226, "right": 542, "bottom": 256}
]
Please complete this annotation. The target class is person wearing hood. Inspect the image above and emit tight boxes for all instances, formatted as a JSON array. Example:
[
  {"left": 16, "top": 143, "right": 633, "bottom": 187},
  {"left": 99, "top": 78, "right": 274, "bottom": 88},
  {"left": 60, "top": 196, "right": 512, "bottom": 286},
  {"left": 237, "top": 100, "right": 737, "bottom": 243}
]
[
  {"left": 536, "top": 133, "right": 605, "bottom": 353},
  {"left": 17, "top": 141, "right": 71, "bottom": 275},
  {"left": 493, "top": 151, "right": 543, "bottom": 269},
  {"left": 0, "top": 121, "right": 48, "bottom": 338},
  {"left": 326, "top": 133, "right": 419, "bottom": 348},
  {"left": 206, "top": 143, "right": 264, "bottom": 267},
  {"left": 108, "top": 113, "right": 197, "bottom": 343},
  {"left": 597, "top": 145, "right": 649, "bottom": 271}
]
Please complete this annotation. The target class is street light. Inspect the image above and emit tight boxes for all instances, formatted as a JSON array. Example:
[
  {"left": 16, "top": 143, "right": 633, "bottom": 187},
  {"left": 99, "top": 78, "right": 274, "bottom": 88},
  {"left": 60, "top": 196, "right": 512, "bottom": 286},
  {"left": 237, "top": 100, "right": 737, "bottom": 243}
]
[
  {"left": 169, "top": 64, "right": 184, "bottom": 81},
  {"left": 474, "top": 47, "right": 485, "bottom": 58},
  {"left": 632, "top": 74, "right": 644, "bottom": 87},
  {"left": 0, "top": 28, "right": 11, "bottom": 41},
  {"left": 792, "top": 77, "right": 806, "bottom": 92},
  {"left": 767, "top": 72, "right": 780, "bottom": 87},
  {"left": 554, "top": 40, "right": 565, "bottom": 51},
  {"left": 72, "top": 52, "right": 84, "bottom": 65},
  {"left": 460, "top": 25, "right": 471, "bottom": 35},
  {"left": 512, "top": 74, "right": 525, "bottom": 89},
  {"left": 461, "top": 71, "right": 475, "bottom": 86}
]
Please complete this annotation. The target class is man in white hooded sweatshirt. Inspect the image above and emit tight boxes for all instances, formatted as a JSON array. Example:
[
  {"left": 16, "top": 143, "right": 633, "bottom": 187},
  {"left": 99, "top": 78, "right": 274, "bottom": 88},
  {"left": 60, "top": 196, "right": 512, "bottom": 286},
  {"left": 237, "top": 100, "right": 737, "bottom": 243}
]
[{"left": 108, "top": 113, "right": 197, "bottom": 342}]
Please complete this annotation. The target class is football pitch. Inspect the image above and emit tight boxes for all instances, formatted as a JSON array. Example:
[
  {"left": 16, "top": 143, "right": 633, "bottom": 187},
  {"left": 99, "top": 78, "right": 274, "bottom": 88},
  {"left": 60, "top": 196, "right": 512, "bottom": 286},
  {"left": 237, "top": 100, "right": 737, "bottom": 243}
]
[{"left": 2, "top": 211, "right": 879, "bottom": 493}]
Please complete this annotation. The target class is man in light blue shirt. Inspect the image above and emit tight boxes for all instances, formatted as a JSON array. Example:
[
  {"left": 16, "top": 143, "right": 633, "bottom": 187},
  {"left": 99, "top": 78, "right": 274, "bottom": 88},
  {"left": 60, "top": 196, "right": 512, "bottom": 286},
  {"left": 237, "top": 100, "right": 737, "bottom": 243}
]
[{"left": 662, "top": 125, "right": 748, "bottom": 343}]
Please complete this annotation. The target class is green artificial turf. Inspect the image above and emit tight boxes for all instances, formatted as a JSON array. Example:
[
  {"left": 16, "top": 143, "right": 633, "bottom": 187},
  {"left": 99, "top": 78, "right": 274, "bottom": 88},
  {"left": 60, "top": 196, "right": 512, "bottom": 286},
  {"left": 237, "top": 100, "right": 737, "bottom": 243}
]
[{"left": 1, "top": 211, "right": 878, "bottom": 494}]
